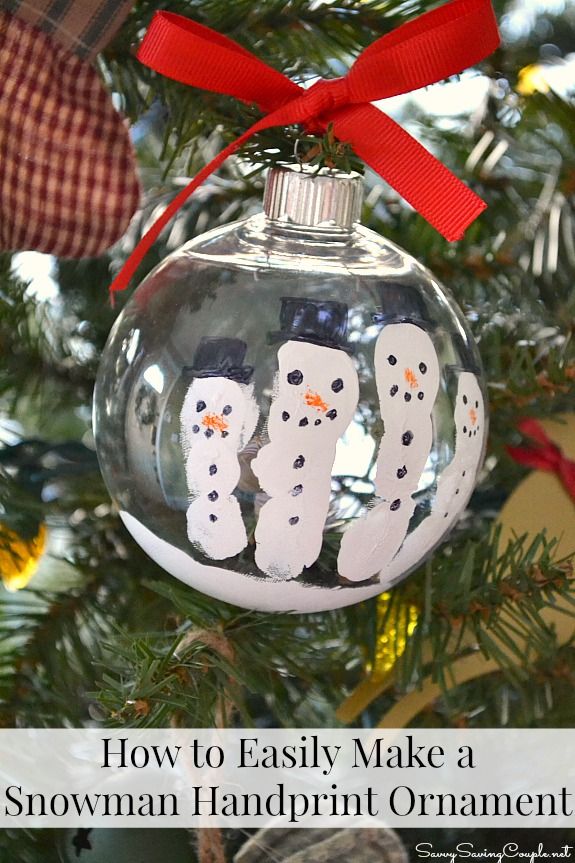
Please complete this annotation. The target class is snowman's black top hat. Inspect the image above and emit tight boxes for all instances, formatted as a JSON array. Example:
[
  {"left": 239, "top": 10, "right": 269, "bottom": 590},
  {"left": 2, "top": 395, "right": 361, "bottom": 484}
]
[
  {"left": 270, "top": 297, "right": 350, "bottom": 351},
  {"left": 184, "top": 338, "right": 254, "bottom": 384}
]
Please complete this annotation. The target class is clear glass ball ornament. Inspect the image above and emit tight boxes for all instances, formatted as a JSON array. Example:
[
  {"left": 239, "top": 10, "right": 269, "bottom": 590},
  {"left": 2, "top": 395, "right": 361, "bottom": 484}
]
[{"left": 94, "top": 166, "right": 487, "bottom": 612}]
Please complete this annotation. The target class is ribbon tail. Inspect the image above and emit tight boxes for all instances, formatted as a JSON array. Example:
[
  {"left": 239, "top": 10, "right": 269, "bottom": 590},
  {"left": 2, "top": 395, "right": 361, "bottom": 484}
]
[
  {"left": 108, "top": 94, "right": 329, "bottom": 296},
  {"left": 332, "top": 104, "right": 486, "bottom": 241},
  {"left": 109, "top": 131, "right": 256, "bottom": 296}
]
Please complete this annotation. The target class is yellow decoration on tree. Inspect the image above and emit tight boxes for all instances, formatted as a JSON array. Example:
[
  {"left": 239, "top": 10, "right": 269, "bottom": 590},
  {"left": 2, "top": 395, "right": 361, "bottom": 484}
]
[
  {"left": 0, "top": 522, "right": 47, "bottom": 591},
  {"left": 338, "top": 592, "right": 420, "bottom": 724},
  {"left": 517, "top": 64, "right": 550, "bottom": 96},
  {"left": 371, "top": 592, "right": 419, "bottom": 677}
]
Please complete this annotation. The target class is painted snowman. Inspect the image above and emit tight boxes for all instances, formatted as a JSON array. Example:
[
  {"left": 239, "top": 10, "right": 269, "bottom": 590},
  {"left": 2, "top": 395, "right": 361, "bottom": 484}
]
[
  {"left": 388, "top": 370, "right": 485, "bottom": 578},
  {"left": 180, "top": 338, "right": 259, "bottom": 560},
  {"left": 252, "top": 298, "right": 359, "bottom": 579},
  {"left": 338, "top": 322, "right": 440, "bottom": 582}
]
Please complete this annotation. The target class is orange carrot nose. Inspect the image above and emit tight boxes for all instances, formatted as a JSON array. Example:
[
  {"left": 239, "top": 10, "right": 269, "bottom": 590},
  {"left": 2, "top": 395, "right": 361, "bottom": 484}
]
[
  {"left": 304, "top": 389, "right": 329, "bottom": 412},
  {"left": 202, "top": 413, "right": 229, "bottom": 433},
  {"left": 404, "top": 368, "right": 419, "bottom": 389},
  {"left": 469, "top": 408, "right": 478, "bottom": 426}
]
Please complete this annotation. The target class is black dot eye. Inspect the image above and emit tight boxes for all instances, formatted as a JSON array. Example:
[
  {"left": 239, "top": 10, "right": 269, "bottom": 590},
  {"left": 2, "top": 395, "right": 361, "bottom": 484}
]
[
  {"left": 222, "top": 404, "right": 232, "bottom": 415},
  {"left": 475, "top": 400, "right": 479, "bottom": 408},
  {"left": 207, "top": 490, "right": 219, "bottom": 502},
  {"left": 209, "top": 464, "right": 217, "bottom": 475},
  {"left": 289, "top": 516, "right": 300, "bottom": 525},
  {"left": 287, "top": 370, "right": 303, "bottom": 385},
  {"left": 390, "top": 499, "right": 401, "bottom": 511},
  {"left": 282, "top": 411, "right": 290, "bottom": 422},
  {"left": 314, "top": 418, "right": 322, "bottom": 426},
  {"left": 455, "top": 488, "right": 460, "bottom": 495},
  {"left": 397, "top": 466, "right": 407, "bottom": 479},
  {"left": 463, "top": 395, "right": 468, "bottom": 405},
  {"left": 390, "top": 385, "right": 398, "bottom": 397},
  {"left": 331, "top": 378, "right": 344, "bottom": 393},
  {"left": 196, "top": 400, "right": 206, "bottom": 412},
  {"left": 463, "top": 425, "right": 467, "bottom": 433},
  {"left": 388, "top": 355, "right": 397, "bottom": 365},
  {"left": 419, "top": 362, "right": 427, "bottom": 374},
  {"left": 209, "top": 514, "right": 218, "bottom": 523},
  {"left": 417, "top": 391, "right": 424, "bottom": 400},
  {"left": 402, "top": 431, "right": 413, "bottom": 446},
  {"left": 326, "top": 409, "right": 337, "bottom": 420},
  {"left": 221, "top": 430, "right": 229, "bottom": 438},
  {"left": 192, "top": 425, "right": 200, "bottom": 434},
  {"left": 299, "top": 417, "right": 309, "bottom": 427},
  {"left": 291, "top": 484, "right": 303, "bottom": 496},
  {"left": 404, "top": 393, "right": 411, "bottom": 402},
  {"left": 205, "top": 428, "right": 214, "bottom": 438},
  {"left": 462, "top": 470, "right": 466, "bottom": 477},
  {"left": 293, "top": 455, "right": 305, "bottom": 469}
]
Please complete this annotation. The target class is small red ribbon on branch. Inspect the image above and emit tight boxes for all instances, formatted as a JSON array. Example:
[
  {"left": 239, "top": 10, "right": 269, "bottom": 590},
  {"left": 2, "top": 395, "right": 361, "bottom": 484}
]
[
  {"left": 110, "top": 0, "right": 500, "bottom": 295},
  {"left": 507, "top": 419, "right": 575, "bottom": 503}
]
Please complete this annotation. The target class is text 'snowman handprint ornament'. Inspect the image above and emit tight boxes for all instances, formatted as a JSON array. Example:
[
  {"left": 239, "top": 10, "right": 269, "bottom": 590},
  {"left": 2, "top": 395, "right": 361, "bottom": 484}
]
[{"left": 94, "top": 166, "right": 487, "bottom": 612}]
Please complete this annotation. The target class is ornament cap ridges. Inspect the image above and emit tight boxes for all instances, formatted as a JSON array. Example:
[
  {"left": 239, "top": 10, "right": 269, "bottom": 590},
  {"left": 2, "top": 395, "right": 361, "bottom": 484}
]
[{"left": 263, "top": 165, "right": 363, "bottom": 230}]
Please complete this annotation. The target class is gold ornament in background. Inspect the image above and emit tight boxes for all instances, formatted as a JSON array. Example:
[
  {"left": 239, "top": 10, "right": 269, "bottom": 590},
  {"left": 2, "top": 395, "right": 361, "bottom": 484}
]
[
  {"left": 338, "top": 594, "right": 419, "bottom": 725},
  {"left": 370, "top": 592, "right": 419, "bottom": 677},
  {"left": 0, "top": 522, "right": 47, "bottom": 591},
  {"left": 517, "top": 64, "right": 550, "bottom": 96}
]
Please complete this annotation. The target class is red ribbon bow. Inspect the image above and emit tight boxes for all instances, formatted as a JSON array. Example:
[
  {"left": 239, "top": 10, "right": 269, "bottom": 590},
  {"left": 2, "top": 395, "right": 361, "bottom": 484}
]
[
  {"left": 507, "top": 419, "right": 575, "bottom": 503},
  {"left": 110, "top": 0, "right": 500, "bottom": 294}
]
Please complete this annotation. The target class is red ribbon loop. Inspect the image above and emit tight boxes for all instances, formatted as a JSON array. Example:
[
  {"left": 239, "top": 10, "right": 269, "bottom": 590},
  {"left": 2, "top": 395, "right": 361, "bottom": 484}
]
[
  {"left": 110, "top": 0, "right": 500, "bottom": 294},
  {"left": 507, "top": 419, "right": 575, "bottom": 503}
]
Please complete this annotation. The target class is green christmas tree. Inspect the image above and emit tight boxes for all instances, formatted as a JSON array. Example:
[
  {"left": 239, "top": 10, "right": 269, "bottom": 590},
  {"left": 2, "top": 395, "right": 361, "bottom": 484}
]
[{"left": 0, "top": 0, "right": 574, "bottom": 859}]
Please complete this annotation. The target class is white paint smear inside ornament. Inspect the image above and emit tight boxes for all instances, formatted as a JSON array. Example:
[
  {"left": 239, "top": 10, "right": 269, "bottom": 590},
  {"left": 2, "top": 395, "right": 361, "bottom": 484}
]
[{"left": 94, "top": 166, "right": 488, "bottom": 612}]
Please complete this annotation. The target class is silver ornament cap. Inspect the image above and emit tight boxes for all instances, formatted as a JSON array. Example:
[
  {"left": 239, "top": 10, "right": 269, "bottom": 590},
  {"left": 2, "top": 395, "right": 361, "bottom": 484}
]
[{"left": 263, "top": 165, "right": 363, "bottom": 230}]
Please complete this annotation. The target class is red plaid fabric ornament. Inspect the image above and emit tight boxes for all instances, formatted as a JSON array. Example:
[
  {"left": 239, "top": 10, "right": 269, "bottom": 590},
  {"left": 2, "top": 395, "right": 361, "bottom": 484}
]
[
  {"left": 6, "top": 0, "right": 134, "bottom": 61},
  {"left": 0, "top": 1, "right": 140, "bottom": 258}
]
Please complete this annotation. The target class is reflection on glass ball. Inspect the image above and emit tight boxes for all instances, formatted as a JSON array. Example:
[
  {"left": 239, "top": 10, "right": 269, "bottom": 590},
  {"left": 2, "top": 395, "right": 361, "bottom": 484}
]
[{"left": 94, "top": 170, "right": 487, "bottom": 612}]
